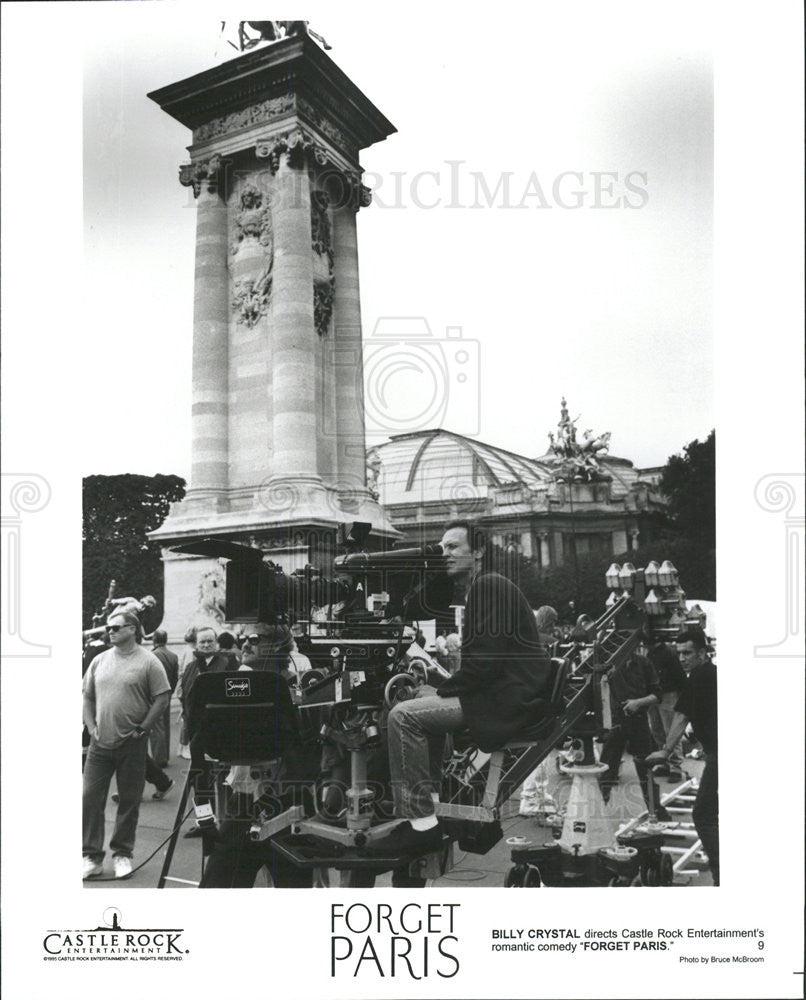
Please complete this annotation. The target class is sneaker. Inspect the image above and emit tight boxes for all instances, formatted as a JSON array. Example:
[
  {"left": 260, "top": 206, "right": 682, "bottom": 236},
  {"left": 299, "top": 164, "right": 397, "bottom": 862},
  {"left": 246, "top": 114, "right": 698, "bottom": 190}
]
[
  {"left": 113, "top": 856, "right": 133, "bottom": 880},
  {"left": 652, "top": 763, "right": 670, "bottom": 777},
  {"left": 152, "top": 778, "right": 175, "bottom": 801},
  {"left": 365, "top": 821, "right": 443, "bottom": 856},
  {"left": 667, "top": 770, "right": 684, "bottom": 783},
  {"left": 82, "top": 856, "right": 104, "bottom": 880}
]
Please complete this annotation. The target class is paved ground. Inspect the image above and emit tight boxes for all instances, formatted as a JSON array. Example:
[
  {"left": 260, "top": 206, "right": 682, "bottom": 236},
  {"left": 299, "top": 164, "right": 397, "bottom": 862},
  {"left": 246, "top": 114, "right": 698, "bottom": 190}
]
[{"left": 84, "top": 699, "right": 712, "bottom": 890}]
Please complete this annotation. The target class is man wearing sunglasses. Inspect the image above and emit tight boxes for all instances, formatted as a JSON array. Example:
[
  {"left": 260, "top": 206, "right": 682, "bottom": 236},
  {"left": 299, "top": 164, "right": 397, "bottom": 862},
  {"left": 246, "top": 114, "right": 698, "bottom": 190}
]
[{"left": 82, "top": 612, "right": 171, "bottom": 880}]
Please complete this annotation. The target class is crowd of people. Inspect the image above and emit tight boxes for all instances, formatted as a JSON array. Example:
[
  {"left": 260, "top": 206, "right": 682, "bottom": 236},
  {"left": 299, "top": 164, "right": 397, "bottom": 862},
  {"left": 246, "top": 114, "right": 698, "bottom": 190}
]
[{"left": 81, "top": 517, "right": 718, "bottom": 887}]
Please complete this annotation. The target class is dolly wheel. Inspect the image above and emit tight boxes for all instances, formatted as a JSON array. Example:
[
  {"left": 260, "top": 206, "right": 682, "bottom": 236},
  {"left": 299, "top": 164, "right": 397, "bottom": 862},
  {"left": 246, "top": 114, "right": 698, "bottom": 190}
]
[
  {"left": 522, "top": 865, "right": 542, "bottom": 888},
  {"left": 505, "top": 865, "right": 526, "bottom": 887},
  {"left": 660, "top": 854, "right": 674, "bottom": 885},
  {"left": 641, "top": 863, "right": 660, "bottom": 887}
]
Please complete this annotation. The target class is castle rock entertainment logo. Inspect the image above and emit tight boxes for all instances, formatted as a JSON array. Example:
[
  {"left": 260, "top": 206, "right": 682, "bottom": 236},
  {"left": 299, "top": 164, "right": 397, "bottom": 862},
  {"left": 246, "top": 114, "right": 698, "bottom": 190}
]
[{"left": 43, "top": 908, "right": 187, "bottom": 962}]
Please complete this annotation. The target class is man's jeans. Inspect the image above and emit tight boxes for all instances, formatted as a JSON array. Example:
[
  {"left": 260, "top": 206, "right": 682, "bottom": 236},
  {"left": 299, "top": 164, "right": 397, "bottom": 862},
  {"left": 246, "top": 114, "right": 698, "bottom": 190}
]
[
  {"left": 387, "top": 694, "right": 466, "bottom": 819},
  {"left": 692, "top": 752, "right": 719, "bottom": 885},
  {"left": 599, "top": 715, "right": 662, "bottom": 814},
  {"left": 647, "top": 691, "right": 684, "bottom": 767},
  {"left": 83, "top": 736, "right": 147, "bottom": 860}
]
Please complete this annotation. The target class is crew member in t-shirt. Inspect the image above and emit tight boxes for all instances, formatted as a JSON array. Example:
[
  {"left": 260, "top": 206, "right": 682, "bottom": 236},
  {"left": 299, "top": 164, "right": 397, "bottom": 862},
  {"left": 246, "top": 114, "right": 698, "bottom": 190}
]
[
  {"left": 82, "top": 611, "right": 171, "bottom": 881},
  {"left": 647, "top": 627, "right": 718, "bottom": 885}
]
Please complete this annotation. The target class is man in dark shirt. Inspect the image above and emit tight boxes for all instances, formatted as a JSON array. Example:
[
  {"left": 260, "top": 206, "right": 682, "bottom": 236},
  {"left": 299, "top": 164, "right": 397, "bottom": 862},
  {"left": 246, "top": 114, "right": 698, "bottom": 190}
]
[
  {"left": 598, "top": 648, "right": 670, "bottom": 820},
  {"left": 150, "top": 629, "right": 179, "bottom": 767},
  {"left": 647, "top": 627, "right": 718, "bottom": 885},
  {"left": 369, "top": 519, "right": 552, "bottom": 855},
  {"left": 646, "top": 640, "right": 687, "bottom": 781}
]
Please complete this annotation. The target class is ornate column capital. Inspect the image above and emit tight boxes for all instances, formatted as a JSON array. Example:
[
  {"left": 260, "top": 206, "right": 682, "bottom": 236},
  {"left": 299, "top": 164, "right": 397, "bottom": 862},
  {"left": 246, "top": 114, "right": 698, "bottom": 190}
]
[
  {"left": 256, "top": 127, "right": 327, "bottom": 172},
  {"left": 179, "top": 154, "right": 223, "bottom": 197},
  {"left": 255, "top": 129, "right": 373, "bottom": 210}
]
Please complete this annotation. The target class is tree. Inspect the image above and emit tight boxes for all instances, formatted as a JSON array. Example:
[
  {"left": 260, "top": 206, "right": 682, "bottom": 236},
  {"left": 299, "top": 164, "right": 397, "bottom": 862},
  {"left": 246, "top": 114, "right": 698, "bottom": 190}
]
[
  {"left": 83, "top": 474, "right": 186, "bottom": 628},
  {"left": 660, "top": 431, "right": 715, "bottom": 548}
]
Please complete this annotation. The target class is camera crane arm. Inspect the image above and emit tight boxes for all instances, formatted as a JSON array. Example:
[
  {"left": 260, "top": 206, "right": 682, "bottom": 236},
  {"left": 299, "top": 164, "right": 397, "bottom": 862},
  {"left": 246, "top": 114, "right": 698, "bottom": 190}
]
[{"left": 440, "top": 595, "right": 650, "bottom": 823}]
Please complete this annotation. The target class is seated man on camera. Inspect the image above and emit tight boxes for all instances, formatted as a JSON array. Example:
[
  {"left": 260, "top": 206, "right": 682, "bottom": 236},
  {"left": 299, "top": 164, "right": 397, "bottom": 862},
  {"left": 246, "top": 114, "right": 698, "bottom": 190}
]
[{"left": 369, "top": 519, "right": 553, "bottom": 854}]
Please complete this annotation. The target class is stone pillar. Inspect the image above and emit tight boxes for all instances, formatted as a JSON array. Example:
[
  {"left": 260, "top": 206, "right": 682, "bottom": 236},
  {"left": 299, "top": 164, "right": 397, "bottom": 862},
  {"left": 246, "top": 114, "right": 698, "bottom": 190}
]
[
  {"left": 520, "top": 530, "right": 533, "bottom": 558},
  {"left": 331, "top": 196, "right": 369, "bottom": 497},
  {"left": 612, "top": 528, "right": 628, "bottom": 555},
  {"left": 183, "top": 158, "right": 229, "bottom": 499},
  {"left": 539, "top": 532, "right": 551, "bottom": 568},
  {"left": 269, "top": 155, "right": 320, "bottom": 479},
  {"left": 553, "top": 530, "right": 564, "bottom": 566}
]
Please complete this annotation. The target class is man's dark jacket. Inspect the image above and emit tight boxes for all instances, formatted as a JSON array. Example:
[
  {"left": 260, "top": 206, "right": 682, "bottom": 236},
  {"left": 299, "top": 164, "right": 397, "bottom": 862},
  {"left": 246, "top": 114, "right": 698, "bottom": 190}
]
[
  {"left": 153, "top": 644, "right": 180, "bottom": 691},
  {"left": 180, "top": 651, "right": 232, "bottom": 712},
  {"left": 437, "top": 571, "right": 552, "bottom": 751}
]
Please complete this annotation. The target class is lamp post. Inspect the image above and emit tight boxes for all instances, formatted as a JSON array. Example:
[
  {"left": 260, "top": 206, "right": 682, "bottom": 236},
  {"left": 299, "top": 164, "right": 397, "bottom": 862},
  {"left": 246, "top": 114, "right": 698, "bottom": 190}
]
[{"left": 558, "top": 465, "right": 581, "bottom": 610}]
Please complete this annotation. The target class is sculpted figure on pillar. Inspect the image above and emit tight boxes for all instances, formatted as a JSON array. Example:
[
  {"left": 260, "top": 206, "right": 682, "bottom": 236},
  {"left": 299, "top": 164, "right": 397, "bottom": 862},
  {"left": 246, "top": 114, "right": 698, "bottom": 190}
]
[
  {"left": 546, "top": 398, "right": 612, "bottom": 483},
  {"left": 366, "top": 449, "right": 382, "bottom": 500},
  {"left": 229, "top": 21, "right": 333, "bottom": 52},
  {"left": 230, "top": 182, "right": 273, "bottom": 253}
]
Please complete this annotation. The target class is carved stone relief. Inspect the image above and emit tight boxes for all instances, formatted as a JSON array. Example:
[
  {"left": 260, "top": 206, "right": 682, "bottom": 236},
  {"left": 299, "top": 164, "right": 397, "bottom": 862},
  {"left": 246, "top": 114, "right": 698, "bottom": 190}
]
[
  {"left": 198, "top": 568, "right": 226, "bottom": 623},
  {"left": 193, "top": 95, "right": 295, "bottom": 144},
  {"left": 311, "top": 189, "right": 335, "bottom": 337},
  {"left": 296, "top": 96, "right": 353, "bottom": 156},
  {"left": 230, "top": 181, "right": 273, "bottom": 256},
  {"left": 232, "top": 265, "right": 273, "bottom": 328},
  {"left": 230, "top": 180, "right": 274, "bottom": 327}
]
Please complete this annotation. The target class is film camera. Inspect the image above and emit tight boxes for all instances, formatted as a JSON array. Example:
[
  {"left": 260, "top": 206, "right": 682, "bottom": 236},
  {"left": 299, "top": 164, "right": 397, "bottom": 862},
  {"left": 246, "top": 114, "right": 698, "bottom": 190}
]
[{"left": 169, "top": 535, "right": 454, "bottom": 864}]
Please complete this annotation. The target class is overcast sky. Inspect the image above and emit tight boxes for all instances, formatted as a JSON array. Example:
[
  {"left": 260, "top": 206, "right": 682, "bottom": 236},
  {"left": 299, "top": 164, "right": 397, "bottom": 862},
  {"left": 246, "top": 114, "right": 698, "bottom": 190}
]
[{"left": 83, "top": 5, "right": 711, "bottom": 477}]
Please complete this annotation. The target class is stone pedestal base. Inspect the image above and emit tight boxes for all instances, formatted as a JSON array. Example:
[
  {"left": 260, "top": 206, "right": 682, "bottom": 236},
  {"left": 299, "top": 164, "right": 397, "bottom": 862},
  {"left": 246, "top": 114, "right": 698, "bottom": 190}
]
[{"left": 153, "top": 477, "right": 401, "bottom": 640}]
